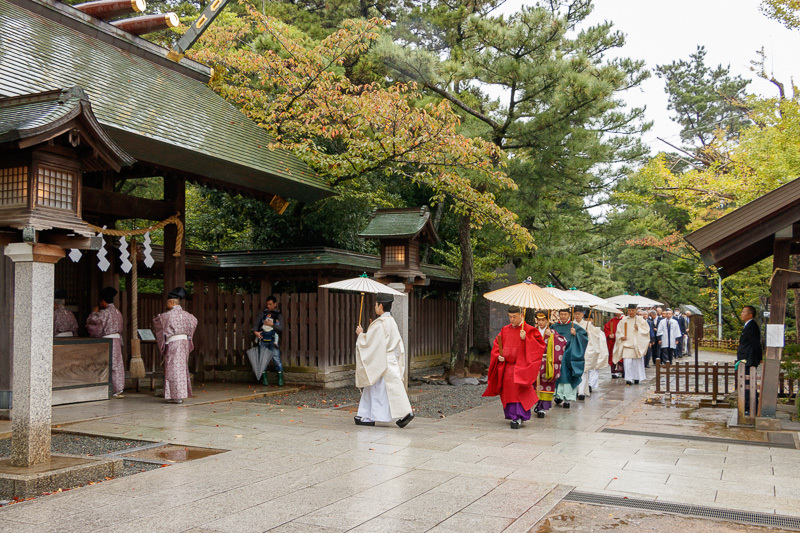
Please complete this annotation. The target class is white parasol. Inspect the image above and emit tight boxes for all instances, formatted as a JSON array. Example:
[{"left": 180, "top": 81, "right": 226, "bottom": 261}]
[
  {"left": 605, "top": 293, "right": 663, "bottom": 308},
  {"left": 319, "top": 273, "right": 403, "bottom": 326},
  {"left": 483, "top": 277, "right": 568, "bottom": 311}
]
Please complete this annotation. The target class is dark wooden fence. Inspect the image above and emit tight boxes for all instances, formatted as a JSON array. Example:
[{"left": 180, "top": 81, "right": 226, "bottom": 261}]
[{"left": 122, "top": 290, "right": 461, "bottom": 374}]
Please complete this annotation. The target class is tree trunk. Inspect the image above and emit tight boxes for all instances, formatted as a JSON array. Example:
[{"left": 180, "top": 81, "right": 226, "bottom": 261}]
[{"left": 450, "top": 213, "right": 473, "bottom": 376}]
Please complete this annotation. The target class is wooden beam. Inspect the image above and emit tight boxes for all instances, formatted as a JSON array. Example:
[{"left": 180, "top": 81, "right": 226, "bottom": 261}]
[
  {"left": 38, "top": 234, "right": 103, "bottom": 251},
  {"left": 758, "top": 269, "right": 791, "bottom": 419},
  {"left": 81, "top": 186, "right": 173, "bottom": 221}
]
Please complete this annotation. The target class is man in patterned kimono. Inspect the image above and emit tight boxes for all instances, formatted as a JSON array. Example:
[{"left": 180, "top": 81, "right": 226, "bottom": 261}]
[
  {"left": 574, "top": 307, "right": 609, "bottom": 400},
  {"left": 153, "top": 287, "right": 198, "bottom": 404},
  {"left": 483, "top": 306, "right": 545, "bottom": 428},
  {"left": 53, "top": 288, "right": 78, "bottom": 337},
  {"left": 354, "top": 293, "right": 414, "bottom": 428},
  {"left": 552, "top": 309, "right": 588, "bottom": 408},
  {"left": 533, "top": 310, "right": 565, "bottom": 419},
  {"left": 87, "top": 287, "right": 125, "bottom": 398}
]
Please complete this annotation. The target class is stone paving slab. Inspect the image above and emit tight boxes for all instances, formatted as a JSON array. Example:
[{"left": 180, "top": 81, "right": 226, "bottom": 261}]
[{"left": 1, "top": 354, "right": 799, "bottom": 531}]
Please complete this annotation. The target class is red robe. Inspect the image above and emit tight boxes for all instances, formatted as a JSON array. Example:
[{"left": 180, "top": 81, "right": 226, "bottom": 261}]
[
  {"left": 483, "top": 322, "right": 545, "bottom": 411},
  {"left": 604, "top": 317, "right": 622, "bottom": 366}
]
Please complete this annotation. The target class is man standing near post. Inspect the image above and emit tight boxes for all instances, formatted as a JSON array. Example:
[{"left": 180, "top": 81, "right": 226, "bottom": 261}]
[
  {"left": 483, "top": 306, "right": 544, "bottom": 428},
  {"left": 613, "top": 304, "right": 650, "bottom": 385},
  {"left": 87, "top": 287, "right": 125, "bottom": 398},
  {"left": 737, "top": 305, "right": 762, "bottom": 415},
  {"left": 354, "top": 293, "right": 414, "bottom": 428},
  {"left": 153, "top": 287, "right": 198, "bottom": 404}
]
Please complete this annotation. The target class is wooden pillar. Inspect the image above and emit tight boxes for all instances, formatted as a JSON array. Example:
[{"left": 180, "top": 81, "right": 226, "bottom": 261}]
[
  {"left": 163, "top": 176, "right": 186, "bottom": 294},
  {"left": 757, "top": 232, "right": 794, "bottom": 426},
  {"left": 193, "top": 278, "right": 205, "bottom": 373},
  {"left": 317, "top": 272, "right": 329, "bottom": 373}
]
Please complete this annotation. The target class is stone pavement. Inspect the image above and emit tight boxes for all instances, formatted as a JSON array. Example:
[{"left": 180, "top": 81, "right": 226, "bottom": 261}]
[{"left": 1, "top": 352, "right": 799, "bottom": 532}]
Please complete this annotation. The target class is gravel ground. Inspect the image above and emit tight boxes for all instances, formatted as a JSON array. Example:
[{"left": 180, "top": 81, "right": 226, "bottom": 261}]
[
  {"left": 249, "top": 381, "right": 496, "bottom": 418},
  {"left": 0, "top": 433, "right": 166, "bottom": 507},
  {"left": 0, "top": 433, "right": 154, "bottom": 458}
]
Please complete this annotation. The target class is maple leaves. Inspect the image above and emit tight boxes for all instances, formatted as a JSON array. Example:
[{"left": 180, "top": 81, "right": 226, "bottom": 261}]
[{"left": 192, "top": 2, "right": 533, "bottom": 250}]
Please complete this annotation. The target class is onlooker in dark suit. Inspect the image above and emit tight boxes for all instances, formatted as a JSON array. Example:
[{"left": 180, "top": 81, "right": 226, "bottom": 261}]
[
  {"left": 645, "top": 310, "right": 658, "bottom": 367},
  {"left": 737, "top": 305, "right": 762, "bottom": 414}
]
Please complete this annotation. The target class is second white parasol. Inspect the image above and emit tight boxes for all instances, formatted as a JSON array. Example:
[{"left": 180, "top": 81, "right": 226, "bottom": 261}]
[{"left": 319, "top": 273, "right": 403, "bottom": 326}]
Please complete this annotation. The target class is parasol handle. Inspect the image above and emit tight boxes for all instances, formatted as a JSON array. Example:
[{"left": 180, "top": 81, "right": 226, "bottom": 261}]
[
  {"left": 358, "top": 292, "right": 364, "bottom": 327},
  {"left": 521, "top": 307, "right": 526, "bottom": 339}
]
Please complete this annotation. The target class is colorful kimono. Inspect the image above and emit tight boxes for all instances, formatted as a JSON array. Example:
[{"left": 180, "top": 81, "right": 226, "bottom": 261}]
[
  {"left": 355, "top": 312, "right": 412, "bottom": 422},
  {"left": 535, "top": 327, "right": 566, "bottom": 413},
  {"left": 54, "top": 305, "right": 78, "bottom": 337},
  {"left": 483, "top": 322, "right": 545, "bottom": 421},
  {"left": 153, "top": 305, "right": 198, "bottom": 401},
  {"left": 86, "top": 304, "right": 124, "bottom": 394},
  {"left": 552, "top": 321, "right": 588, "bottom": 402}
]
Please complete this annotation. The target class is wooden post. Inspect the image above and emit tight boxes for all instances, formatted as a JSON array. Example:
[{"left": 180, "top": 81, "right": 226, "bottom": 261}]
[
  {"left": 317, "top": 273, "right": 329, "bottom": 374},
  {"left": 758, "top": 268, "right": 789, "bottom": 422},
  {"left": 163, "top": 176, "right": 186, "bottom": 294},
  {"left": 737, "top": 363, "right": 747, "bottom": 424}
]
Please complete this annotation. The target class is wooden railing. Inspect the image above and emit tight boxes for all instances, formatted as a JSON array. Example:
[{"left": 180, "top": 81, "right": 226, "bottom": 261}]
[{"left": 654, "top": 361, "right": 736, "bottom": 405}]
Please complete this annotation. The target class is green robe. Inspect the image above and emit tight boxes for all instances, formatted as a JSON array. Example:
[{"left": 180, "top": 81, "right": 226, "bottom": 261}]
[{"left": 552, "top": 321, "right": 588, "bottom": 389}]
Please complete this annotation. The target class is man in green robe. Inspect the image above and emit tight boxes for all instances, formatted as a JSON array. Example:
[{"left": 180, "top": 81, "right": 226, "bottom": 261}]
[{"left": 552, "top": 309, "right": 588, "bottom": 408}]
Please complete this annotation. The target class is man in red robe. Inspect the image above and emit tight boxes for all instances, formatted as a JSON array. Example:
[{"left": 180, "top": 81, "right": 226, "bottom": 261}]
[
  {"left": 604, "top": 310, "right": 624, "bottom": 378},
  {"left": 483, "top": 306, "right": 545, "bottom": 429}
]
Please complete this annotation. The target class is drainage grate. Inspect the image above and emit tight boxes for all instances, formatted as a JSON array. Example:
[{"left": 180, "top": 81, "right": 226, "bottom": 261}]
[
  {"left": 601, "top": 428, "right": 797, "bottom": 449},
  {"left": 565, "top": 491, "right": 800, "bottom": 530}
]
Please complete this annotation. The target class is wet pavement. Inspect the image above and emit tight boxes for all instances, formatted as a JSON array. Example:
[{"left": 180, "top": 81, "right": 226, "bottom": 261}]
[{"left": 0, "top": 351, "right": 798, "bottom": 532}]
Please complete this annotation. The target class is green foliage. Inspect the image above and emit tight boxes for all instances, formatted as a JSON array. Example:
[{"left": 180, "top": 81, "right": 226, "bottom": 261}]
[{"left": 655, "top": 46, "right": 751, "bottom": 148}]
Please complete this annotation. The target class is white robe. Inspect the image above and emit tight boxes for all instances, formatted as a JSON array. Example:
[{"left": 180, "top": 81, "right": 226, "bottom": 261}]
[
  {"left": 657, "top": 318, "right": 682, "bottom": 349},
  {"left": 355, "top": 312, "right": 412, "bottom": 420},
  {"left": 613, "top": 316, "right": 650, "bottom": 364},
  {"left": 577, "top": 319, "right": 609, "bottom": 371}
]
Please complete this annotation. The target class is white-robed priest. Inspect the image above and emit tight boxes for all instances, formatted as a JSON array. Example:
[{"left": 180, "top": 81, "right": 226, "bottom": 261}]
[
  {"left": 613, "top": 303, "right": 650, "bottom": 385},
  {"left": 353, "top": 293, "right": 414, "bottom": 428},
  {"left": 574, "top": 307, "right": 609, "bottom": 399}
]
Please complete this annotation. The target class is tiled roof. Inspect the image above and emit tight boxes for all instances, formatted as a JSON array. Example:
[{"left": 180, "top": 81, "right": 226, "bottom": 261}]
[
  {"left": 0, "top": 0, "right": 333, "bottom": 203},
  {"left": 359, "top": 207, "right": 439, "bottom": 241}
]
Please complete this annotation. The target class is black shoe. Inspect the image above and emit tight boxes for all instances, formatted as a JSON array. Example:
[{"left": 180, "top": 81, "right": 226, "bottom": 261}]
[
  {"left": 577, "top": 395, "right": 586, "bottom": 401},
  {"left": 589, "top": 386, "right": 593, "bottom": 393},
  {"left": 510, "top": 419, "right": 521, "bottom": 429},
  {"left": 554, "top": 398, "right": 563, "bottom": 405},
  {"left": 563, "top": 402, "right": 570, "bottom": 409},
  {"left": 537, "top": 411, "right": 545, "bottom": 418},
  {"left": 626, "top": 381, "right": 632, "bottom": 386},
  {"left": 611, "top": 374, "right": 619, "bottom": 379},
  {"left": 396, "top": 412, "right": 414, "bottom": 428},
  {"left": 354, "top": 416, "right": 374, "bottom": 426},
  {"left": 634, "top": 380, "right": 640, "bottom": 384}
]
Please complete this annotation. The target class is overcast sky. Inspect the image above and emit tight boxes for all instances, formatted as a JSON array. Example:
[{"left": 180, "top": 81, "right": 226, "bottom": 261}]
[{"left": 505, "top": 1, "right": 800, "bottom": 153}]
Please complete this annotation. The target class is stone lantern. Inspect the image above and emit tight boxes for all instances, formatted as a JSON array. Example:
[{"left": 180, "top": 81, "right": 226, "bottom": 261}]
[{"left": 359, "top": 206, "right": 440, "bottom": 288}]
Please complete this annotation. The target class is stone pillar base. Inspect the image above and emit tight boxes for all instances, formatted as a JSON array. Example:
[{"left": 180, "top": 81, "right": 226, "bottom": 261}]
[{"left": 0, "top": 454, "right": 123, "bottom": 499}]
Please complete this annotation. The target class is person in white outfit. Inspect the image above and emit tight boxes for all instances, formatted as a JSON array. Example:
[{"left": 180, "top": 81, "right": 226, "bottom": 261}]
[
  {"left": 354, "top": 293, "right": 414, "bottom": 428},
  {"left": 656, "top": 309, "right": 682, "bottom": 364},
  {"left": 574, "top": 307, "right": 608, "bottom": 399}
]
